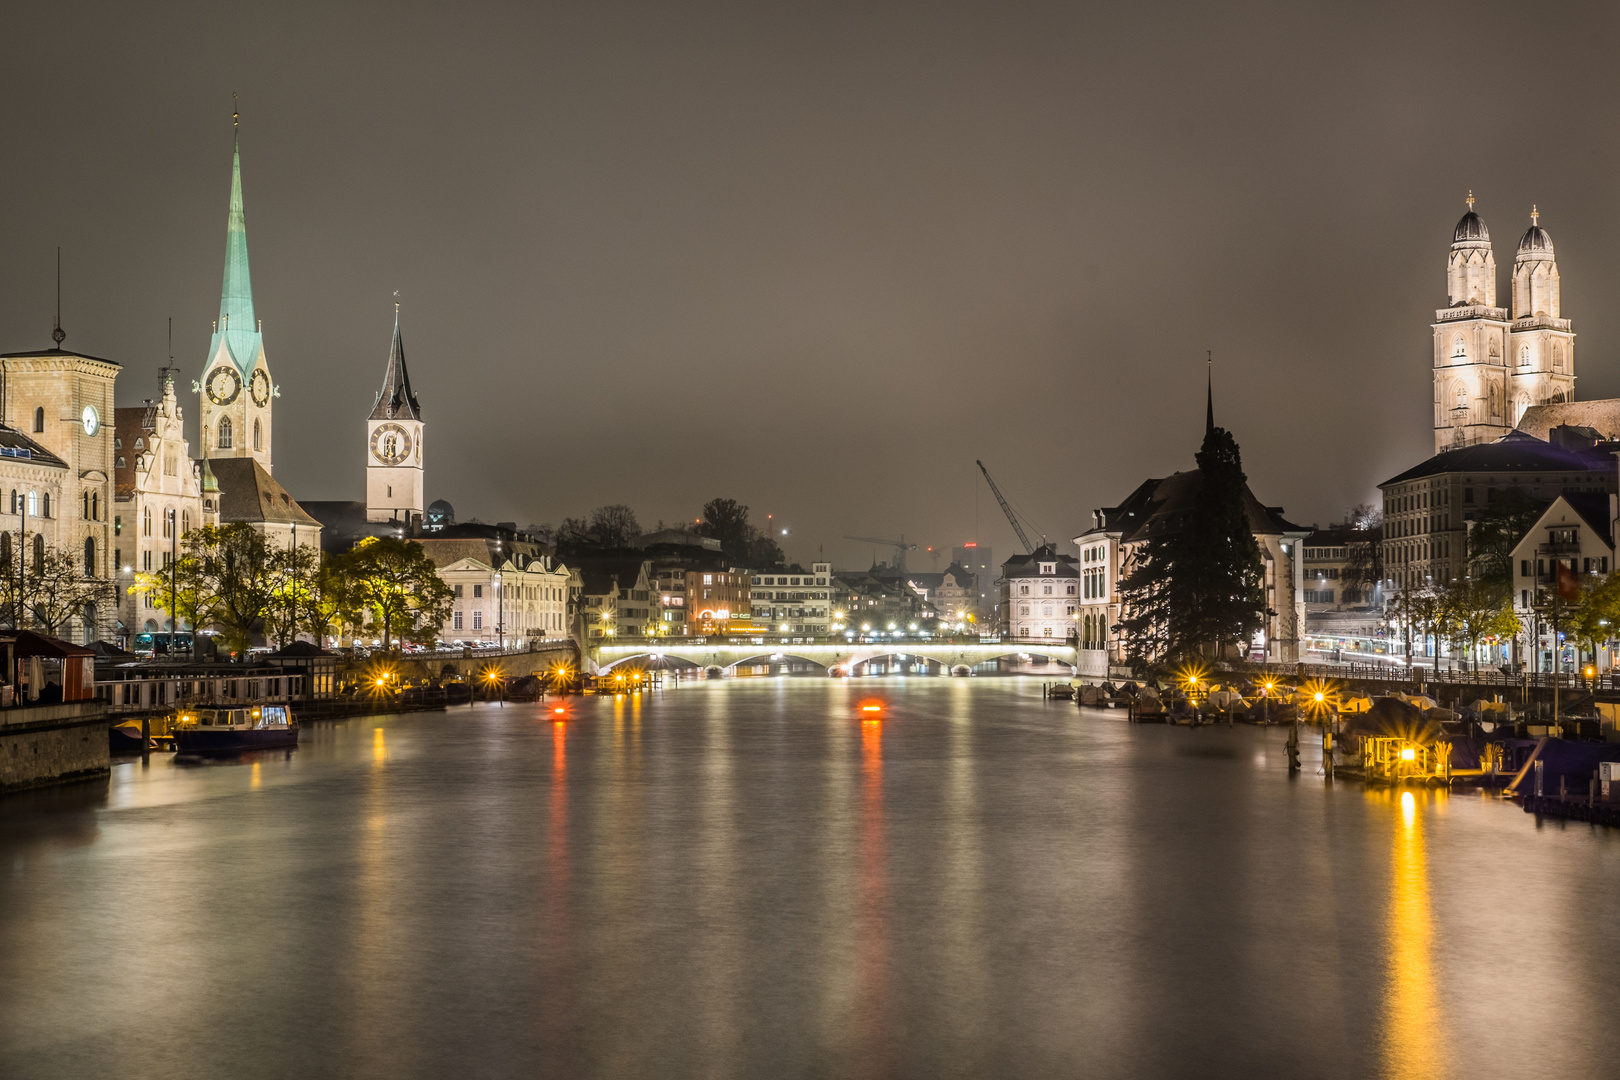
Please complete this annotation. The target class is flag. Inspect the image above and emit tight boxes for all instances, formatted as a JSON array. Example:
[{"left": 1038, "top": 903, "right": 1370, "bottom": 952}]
[{"left": 1557, "top": 560, "right": 1581, "bottom": 603}]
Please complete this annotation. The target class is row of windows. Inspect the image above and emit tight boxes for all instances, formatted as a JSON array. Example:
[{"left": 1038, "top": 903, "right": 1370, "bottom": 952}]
[
  {"left": 1018, "top": 604, "right": 1076, "bottom": 617},
  {"left": 1018, "top": 583, "right": 1077, "bottom": 596},
  {"left": 1450, "top": 335, "right": 1566, "bottom": 370},
  {"left": 0, "top": 532, "right": 95, "bottom": 576}
]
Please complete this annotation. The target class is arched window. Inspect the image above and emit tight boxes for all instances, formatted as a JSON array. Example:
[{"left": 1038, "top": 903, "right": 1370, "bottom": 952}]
[
  {"left": 32, "top": 407, "right": 43, "bottom": 433},
  {"left": 1451, "top": 336, "right": 1465, "bottom": 359},
  {"left": 82, "top": 492, "right": 89, "bottom": 519},
  {"left": 91, "top": 493, "right": 97, "bottom": 520},
  {"left": 32, "top": 534, "right": 44, "bottom": 575},
  {"left": 83, "top": 537, "right": 95, "bottom": 576},
  {"left": 143, "top": 507, "right": 152, "bottom": 537},
  {"left": 1519, "top": 345, "right": 1531, "bottom": 368},
  {"left": 181, "top": 510, "right": 190, "bottom": 534},
  {"left": 162, "top": 509, "right": 171, "bottom": 539},
  {"left": 81, "top": 603, "right": 96, "bottom": 645},
  {"left": 0, "top": 533, "right": 11, "bottom": 567},
  {"left": 218, "top": 418, "right": 233, "bottom": 449},
  {"left": 1554, "top": 344, "right": 1565, "bottom": 371},
  {"left": 27, "top": 491, "right": 37, "bottom": 517},
  {"left": 253, "top": 419, "right": 262, "bottom": 450},
  {"left": 1454, "top": 385, "right": 1467, "bottom": 410},
  {"left": 41, "top": 493, "right": 49, "bottom": 518},
  {"left": 6, "top": 491, "right": 12, "bottom": 515}
]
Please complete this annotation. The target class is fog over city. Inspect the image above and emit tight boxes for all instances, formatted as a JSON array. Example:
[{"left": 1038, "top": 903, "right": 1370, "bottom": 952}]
[{"left": 4, "top": 1, "right": 1620, "bottom": 565}]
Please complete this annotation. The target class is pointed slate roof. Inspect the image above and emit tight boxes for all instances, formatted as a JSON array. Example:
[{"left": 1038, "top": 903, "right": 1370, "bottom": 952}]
[
  {"left": 369, "top": 308, "right": 420, "bottom": 421},
  {"left": 205, "top": 129, "right": 264, "bottom": 379}
]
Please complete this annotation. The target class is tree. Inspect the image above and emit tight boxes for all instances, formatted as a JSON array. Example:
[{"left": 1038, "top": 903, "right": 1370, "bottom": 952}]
[
  {"left": 1340, "top": 503, "right": 1384, "bottom": 607},
  {"left": 300, "top": 551, "right": 363, "bottom": 648},
  {"left": 0, "top": 539, "right": 111, "bottom": 638},
  {"left": 262, "top": 543, "right": 322, "bottom": 650},
  {"left": 1467, "top": 489, "right": 1548, "bottom": 588},
  {"left": 587, "top": 504, "right": 641, "bottom": 548},
  {"left": 346, "top": 536, "right": 454, "bottom": 648},
  {"left": 1439, "top": 579, "right": 1519, "bottom": 672},
  {"left": 1116, "top": 425, "right": 1266, "bottom": 664},
  {"left": 136, "top": 524, "right": 277, "bottom": 654},
  {"left": 698, "top": 498, "right": 784, "bottom": 569}
]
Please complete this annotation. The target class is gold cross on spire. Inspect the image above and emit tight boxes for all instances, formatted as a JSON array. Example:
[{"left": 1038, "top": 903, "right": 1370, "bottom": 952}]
[
  {"left": 1531, "top": 204, "right": 1540, "bottom": 226},
  {"left": 1466, "top": 190, "right": 1475, "bottom": 212}
]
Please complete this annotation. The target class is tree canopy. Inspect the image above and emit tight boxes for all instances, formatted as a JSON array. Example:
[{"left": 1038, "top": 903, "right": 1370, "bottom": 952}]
[{"left": 699, "top": 498, "right": 784, "bottom": 569}]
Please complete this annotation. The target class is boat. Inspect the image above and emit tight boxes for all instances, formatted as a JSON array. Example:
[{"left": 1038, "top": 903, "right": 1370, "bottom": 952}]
[
  {"left": 109, "top": 719, "right": 147, "bottom": 754},
  {"left": 173, "top": 703, "right": 298, "bottom": 754}
]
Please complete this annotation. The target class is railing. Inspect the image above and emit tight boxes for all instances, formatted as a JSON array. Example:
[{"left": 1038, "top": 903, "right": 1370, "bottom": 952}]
[{"left": 1247, "top": 659, "right": 1614, "bottom": 693}]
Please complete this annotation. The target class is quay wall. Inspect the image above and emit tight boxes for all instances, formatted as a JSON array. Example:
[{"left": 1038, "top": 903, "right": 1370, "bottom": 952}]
[{"left": 0, "top": 702, "right": 110, "bottom": 793}]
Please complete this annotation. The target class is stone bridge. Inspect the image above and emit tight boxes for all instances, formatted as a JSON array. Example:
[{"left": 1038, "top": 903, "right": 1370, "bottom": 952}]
[{"left": 589, "top": 638, "right": 1076, "bottom": 677}]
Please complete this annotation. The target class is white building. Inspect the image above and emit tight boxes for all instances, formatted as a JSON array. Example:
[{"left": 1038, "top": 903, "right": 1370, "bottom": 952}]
[
  {"left": 750, "top": 561, "right": 832, "bottom": 635},
  {"left": 113, "top": 371, "right": 204, "bottom": 640},
  {"left": 997, "top": 545, "right": 1079, "bottom": 642},
  {"left": 1511, "top": 493, "right": 1613, "bottom": 673},
  {"left": 420, "top": 530, "right": 569, "bottom": 647}
]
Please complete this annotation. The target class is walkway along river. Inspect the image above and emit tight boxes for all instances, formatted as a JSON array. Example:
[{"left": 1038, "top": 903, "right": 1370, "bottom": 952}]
[{"left": 1, "top": 679, "right": 1617, "bottom": 1079}]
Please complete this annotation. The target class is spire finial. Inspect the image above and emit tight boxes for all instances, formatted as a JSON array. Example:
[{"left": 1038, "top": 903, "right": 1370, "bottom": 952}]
[
  {"left": 232, "top": 91, "right": 239, "bottom": 129},
  {"left": 394, "top": 289, "right": 400, "bottom": 316},
  {"left": 1205, "top": 350, "right": 1214, "bottom": 437},
  {"left": 1466, "top": 190, "right": 1475, "bottom": 212},
  {"left": 51, "top": 247, "right": 65, "bottom": 348},
  {"left": 1531, "top": 204, "right": 1540, "bottom": 227}
]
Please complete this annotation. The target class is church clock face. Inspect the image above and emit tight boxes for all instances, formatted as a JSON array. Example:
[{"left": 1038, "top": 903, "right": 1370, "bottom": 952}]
[
  {"left": 206, "top": 365, "right": 242, "bottom": 406},
  {"left": 250, "top": 368, "right": 271, "bottom": 407},
  {"left": 370, "top": 423, "right": 412, "bottom": 466}
]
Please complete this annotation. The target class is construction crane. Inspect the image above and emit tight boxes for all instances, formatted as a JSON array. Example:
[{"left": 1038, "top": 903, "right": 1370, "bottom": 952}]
[
  {"left": 843, "top": 535, "right": 918, "bottom": 574},
  {"left": 976, "top": 459, "right": 1035, "bottom": 555}
]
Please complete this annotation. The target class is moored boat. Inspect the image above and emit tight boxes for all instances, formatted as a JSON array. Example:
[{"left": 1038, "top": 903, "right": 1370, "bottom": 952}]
[{"left": 173, "top": 703, "right": 298, "bottom": 754}]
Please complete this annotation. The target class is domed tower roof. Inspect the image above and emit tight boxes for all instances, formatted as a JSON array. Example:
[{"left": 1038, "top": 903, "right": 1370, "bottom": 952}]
[
  {"left": 1453, "top": 191, "right": 1489, "bottom": 243},
  {"left": 1518, "top": 206, "right": 1554, "bottom": 255}
]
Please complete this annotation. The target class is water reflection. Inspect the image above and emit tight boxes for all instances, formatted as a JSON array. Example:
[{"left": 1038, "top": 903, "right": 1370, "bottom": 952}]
[
  {"left": 856, "top": 717, "right": 891, "bottom": 1076},
  {"left": 1380, "top": 789, "right": 1447, "bottom": 1080}
]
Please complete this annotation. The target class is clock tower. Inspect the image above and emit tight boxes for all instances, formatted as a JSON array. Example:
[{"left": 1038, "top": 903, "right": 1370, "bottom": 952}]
[
  {"left": 366, "top": 304, "right": 423, "bottom": 526},
  {"left": 197, "top": 112, "right": 276, "bottom": 473}
]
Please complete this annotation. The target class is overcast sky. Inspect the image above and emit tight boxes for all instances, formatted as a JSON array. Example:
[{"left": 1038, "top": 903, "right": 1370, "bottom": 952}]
[{"left": 4, "top": 1, "right": 1620, "bottom": 570}]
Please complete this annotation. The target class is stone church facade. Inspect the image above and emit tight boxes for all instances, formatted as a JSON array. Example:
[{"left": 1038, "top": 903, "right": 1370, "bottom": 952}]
[{"left": 1433, "top": 194, "right": 1575, "bottom": 454}]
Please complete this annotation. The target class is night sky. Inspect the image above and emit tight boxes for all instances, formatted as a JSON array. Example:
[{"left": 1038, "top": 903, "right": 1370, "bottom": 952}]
[{"left": 4, "top": 1, "right": 1620, "bottom": 569}]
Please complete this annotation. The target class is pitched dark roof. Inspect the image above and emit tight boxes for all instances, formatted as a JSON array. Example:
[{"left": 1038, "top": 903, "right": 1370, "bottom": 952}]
[
  {"left": 1380, "top": 431, "right": 1613, "bottom": 486},
  {"left": 0, "top": 347, "right": 122, "bottom": 367},
  {"left": 209, "top": 458, "right": 321, "bottom": 527},
  {"left": 1089, "top": 471, "right": 1307, "bottom": 544},
  {"left": 1546, "top": 492, "right": 1613, "bottom": 547},
  {"left": 1002, "top": 543, "right": 1080, "bottom": 578},
  {"left": 0, "top": 424, "right": 67, "bottom": 470},
  {"left": 369, "top": 312, "right": 420, "bottom": 422},
  {"left": 1303, "top": 526, "right": 1357, "bottom": 547},
  {"left": 572, "top": 554, "right": 651, "bottom": 596}
]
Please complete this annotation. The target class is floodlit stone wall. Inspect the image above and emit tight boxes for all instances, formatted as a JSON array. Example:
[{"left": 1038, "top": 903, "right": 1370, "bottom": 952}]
[{"left": 0, "top": 702, "right": 110, "bottom": 791}]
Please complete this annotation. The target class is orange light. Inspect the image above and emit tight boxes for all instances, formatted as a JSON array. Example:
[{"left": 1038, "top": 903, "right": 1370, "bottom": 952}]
[{"left": 553, "top": 706, "right": 566, "bottom": 715}]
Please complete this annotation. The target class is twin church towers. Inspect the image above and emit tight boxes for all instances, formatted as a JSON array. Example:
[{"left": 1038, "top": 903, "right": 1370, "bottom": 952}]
[
  {"left": 1432, "top": 193, "right": 1575, "bottom": 453},
  {"left": 195, "top": 115, "right": 425, "bottom": 526}
]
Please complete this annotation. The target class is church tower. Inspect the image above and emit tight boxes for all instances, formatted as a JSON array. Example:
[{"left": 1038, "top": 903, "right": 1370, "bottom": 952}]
[
  {"left": 1432, "top": 193, "right": 1512, "bottom": 453},
  {"left": 365, "top": 304, "right": 423, "bottom": 526},
  {"left": 196, "top": 109, "right": 276, "bottom": 474},
  {"left": 1507, "top": 206, "right": 1575, "bottom": 419}
]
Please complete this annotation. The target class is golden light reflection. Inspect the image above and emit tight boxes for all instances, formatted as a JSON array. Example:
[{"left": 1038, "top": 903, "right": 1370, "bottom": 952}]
[
  {"left": 1380, "top": 788, "right": 1446, "bottom": 1079},
  {"left": 372, "top": 726, "right": 387, "bottom": 766},
  {"left": 250, "top": 761, "right": 261, "bottom": 789}
]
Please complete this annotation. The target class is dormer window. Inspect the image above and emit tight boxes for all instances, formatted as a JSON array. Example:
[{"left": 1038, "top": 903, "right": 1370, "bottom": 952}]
[{"left": 1040, "top": 562, "right": 1056, "bottom": 574}]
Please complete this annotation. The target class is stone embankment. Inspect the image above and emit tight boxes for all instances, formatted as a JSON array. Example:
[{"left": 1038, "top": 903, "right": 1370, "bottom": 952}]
[{"left": 0, "top": 702, "right": 110, "bottom": 793}]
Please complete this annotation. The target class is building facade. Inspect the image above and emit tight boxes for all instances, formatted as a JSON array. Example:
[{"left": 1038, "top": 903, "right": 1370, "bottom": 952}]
[
  {"left": 750, "top": 562, "right": 831, "bottom": 635},
  {"left": 997, "top": 545, "right": 1079, "bottom": 642},
  {"left": 1379, "top": 430, "right": 1614, "bottom": 594},
  {"left": 0, "top": 344, "right": 119, "bottom": 643},
  {"left": 687, "top": 567, "right": 756, "bottom": 634},
  {"left": 1433, "top": 196, "right": 1576, "bottom": 453},
  {"left": 113, "top": 372, "right": 204, "bottom": 639}
]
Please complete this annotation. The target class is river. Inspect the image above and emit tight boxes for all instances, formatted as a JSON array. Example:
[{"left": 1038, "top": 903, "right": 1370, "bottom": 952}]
[{"left": 2, "top": 679, "right": 1617, "bottom": 1079}]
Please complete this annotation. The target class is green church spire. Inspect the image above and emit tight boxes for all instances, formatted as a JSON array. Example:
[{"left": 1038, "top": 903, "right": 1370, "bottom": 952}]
[{"left": 206, "top": 106, "right": 264, "bottom": 379}]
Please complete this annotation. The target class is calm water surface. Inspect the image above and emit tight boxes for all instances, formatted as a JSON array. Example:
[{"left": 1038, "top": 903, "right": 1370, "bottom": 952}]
[{"left": 2, "top": 679, "right": 1617, "bottom": 1079}]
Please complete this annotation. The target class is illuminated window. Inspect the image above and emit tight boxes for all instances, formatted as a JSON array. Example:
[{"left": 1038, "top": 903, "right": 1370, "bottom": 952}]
[{"left": 218, "top": 418, "right": 233, "bottom": 449}]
